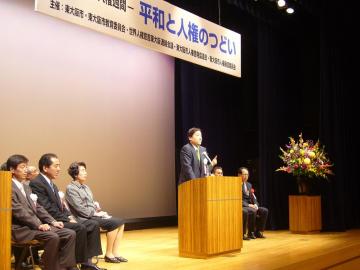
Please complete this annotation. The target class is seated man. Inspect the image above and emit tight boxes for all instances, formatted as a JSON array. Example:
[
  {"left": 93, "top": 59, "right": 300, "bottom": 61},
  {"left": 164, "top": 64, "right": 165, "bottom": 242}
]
[
  {"left": 1, "top": 162, "right": 7, "bottom": 170},
  {"left": 239, "top": 167, "right": 268, "bottom": 239},
  {"left": 30, "top": 153, "right": 103, "bottom": 270},
  {"left": 212, "top": 166, "right": 223, "bottom": 176},
  {"left": 8, "top": 154, "right": 76, "bottom": 270},
  {"left": 25, "top": 165, "right": 40, "bottom": 183}
]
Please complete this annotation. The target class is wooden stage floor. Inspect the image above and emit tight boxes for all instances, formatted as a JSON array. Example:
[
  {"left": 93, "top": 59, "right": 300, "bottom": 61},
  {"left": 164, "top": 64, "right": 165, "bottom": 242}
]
[{"left": 91, "top": 227, "right": 360, "bottom": 270}]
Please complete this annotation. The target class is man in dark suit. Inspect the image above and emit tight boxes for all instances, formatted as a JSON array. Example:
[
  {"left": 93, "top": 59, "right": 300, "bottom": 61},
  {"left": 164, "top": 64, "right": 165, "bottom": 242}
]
[
  {"left": 30, "top": 153, "right": 103, "bottom": 270},
  {"left": 8, "top": 154, "right": 76, "bottom": 270},
  {"left": 239, "top": 167, "right": 268, "bottom": 239},
  {"left": 178, "top": 127, "right": 217, "bottom": 184}
]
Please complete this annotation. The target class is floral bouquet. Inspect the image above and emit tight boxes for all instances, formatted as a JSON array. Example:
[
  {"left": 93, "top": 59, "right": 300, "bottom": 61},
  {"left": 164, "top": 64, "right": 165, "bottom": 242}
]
[
  {"left": 276, "top": 133, "right": 333, "bottom": 179},
  {"left": 30, "top": 193, "right": 38, "bottom": 205}
]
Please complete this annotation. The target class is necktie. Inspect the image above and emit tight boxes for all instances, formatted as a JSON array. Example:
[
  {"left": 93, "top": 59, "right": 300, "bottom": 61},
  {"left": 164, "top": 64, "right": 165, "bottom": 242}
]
[
  {"left": 49, "top": 181, "right": 55, "bottom": 193},
  {"left": 196, "top": 147, "right": 200, "bottom": 161},
  {"left": 51, "top": 182, "right": 63, "bottom": 211},
  {"left": 20, "top": 185, "right": 35, "bottom": 209},
  {"left": 19, "top": 184, "right": 27, "bottom": 198},
  {"left": 244, "top": 183, "right": 248, "bottom": 194}
]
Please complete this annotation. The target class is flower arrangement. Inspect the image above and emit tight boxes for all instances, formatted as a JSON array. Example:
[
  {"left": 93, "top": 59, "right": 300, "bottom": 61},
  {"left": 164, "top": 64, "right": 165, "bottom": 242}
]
[{"left": 276, "top": 133, "right": 333, "bottom": 179}]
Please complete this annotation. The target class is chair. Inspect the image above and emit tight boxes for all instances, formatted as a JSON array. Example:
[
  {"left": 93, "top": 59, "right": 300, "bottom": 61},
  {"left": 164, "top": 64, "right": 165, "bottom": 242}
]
[{"left": 11, "top": 240, "right": 43, "bottom": 270}]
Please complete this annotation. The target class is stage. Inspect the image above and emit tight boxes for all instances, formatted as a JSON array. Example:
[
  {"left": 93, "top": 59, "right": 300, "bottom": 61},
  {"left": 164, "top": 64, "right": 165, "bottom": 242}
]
[{"left": 90, "top": 227, "right": 360, "bottom": 270}]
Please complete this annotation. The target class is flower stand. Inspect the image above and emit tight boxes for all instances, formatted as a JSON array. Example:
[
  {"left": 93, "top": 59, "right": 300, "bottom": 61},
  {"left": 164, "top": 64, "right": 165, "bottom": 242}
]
[{"left": 289, "top": 195, "right": 322, "bottom": 233}]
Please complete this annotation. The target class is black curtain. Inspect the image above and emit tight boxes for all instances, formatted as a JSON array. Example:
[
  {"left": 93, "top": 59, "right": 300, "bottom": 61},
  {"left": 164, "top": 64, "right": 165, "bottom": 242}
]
[
  {"left": 317, "top": 1, "right": 360, "bottom": 230},
  {"left": 172, "top": 0, "right": 360, "bottom": 230},
  {"left": 257, "top": 22, "right": 303, "bottom": 230},
  {"left": 255, "top": 0, "right": 321, "bottom": 229}
]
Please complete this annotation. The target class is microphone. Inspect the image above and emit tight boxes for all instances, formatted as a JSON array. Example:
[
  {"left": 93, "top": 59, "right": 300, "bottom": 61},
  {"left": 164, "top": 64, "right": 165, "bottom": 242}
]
[{"left": 202, "top": 152, "right": 212, "bottom": 164}]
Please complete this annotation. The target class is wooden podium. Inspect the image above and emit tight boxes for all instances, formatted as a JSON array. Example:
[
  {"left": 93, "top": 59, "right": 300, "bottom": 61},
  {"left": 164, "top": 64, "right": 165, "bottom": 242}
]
[
  {"left": 178, "top": 176, "right": 242, "bottom": 258},
  {"left": 0, "top": 171, "right": 12, "bottom": 270},
  {"left": 289, "top": 195, "right": 322, "bottom": 233}
]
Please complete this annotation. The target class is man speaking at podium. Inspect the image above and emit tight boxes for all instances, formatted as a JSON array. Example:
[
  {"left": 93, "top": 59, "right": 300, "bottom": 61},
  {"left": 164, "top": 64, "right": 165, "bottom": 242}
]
[{"left": 178, "top": 127, "right": 217, "bottom": 184}]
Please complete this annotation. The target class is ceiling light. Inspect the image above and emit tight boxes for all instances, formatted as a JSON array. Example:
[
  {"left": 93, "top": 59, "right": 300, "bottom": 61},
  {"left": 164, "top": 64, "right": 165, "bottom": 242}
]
[
  {"left": 277, "top": 0, "right": 286, "bottom": 8},
  {"left": 286, "top": 7, "right": 294, "bottom": 14}
]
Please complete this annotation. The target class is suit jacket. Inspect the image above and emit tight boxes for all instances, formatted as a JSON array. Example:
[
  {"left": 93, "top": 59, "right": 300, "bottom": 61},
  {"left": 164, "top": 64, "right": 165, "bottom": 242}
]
[
  {"left": 178, "top": 143, "right": 213, "bottom": 185},
  {"left": 65, "top": 181, "right": 97, "bottom": 223},
  {"left": 12, "top": 181, "right": 56, "bottom": 242},
  {"left": 242, "top": 181, "right": 259, "bottom": 207},
  {"left": 30, "top": 174, "right": 72, "bottom": 222}
]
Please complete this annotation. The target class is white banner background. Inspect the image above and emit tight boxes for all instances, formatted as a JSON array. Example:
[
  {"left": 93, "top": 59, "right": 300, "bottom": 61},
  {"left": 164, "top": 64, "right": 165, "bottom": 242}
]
[{"left": 35, "top": 0, "right": 241, "bottom": 77}]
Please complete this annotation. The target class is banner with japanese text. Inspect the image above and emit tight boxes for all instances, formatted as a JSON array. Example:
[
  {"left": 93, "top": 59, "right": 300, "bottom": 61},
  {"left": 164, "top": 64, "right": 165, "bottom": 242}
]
[{"left": 35, "top": 0, "right": 241, "bottom": 77}]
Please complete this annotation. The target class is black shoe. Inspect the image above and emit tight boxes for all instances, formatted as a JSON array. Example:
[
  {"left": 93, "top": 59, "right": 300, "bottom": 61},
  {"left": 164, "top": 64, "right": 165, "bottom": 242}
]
[
  {"left": 104, "top": 256, "right": 120, "bottom": 263},
  {"left": 247, "top": 232, "right": 256, "bottom": 239},
  {"left": 255, "top": 231, "right": 266, "bottom": 238},
  {"left": 243, "top": 235, "right": 251, "bottom": 240},
  {"left": 81, "top": 262, "right": 103, "bottom": 270},
  {"left": 115, "top": 256, "right": 128, "bottom": 262},
  {"left": 19, "top": 262, "right": 33, "bottom": 269}
]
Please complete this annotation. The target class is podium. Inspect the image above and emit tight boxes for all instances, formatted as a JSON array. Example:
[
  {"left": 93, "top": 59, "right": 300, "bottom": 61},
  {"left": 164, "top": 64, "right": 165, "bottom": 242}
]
[
  {"left": 0, "top": 171, "right": 12, "bottom": 270},
  {"left": 289, "top": 195, "right": 322, "bottom": 233},
  {"left": 178, "top": 176, "right": 242, "bottom": 258}
]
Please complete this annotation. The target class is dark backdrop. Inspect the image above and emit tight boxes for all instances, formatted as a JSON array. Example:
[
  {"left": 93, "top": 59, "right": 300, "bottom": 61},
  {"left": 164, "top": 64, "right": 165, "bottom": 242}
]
[{"left": 170, "top": 0, "right": 359, "bottom": 230}]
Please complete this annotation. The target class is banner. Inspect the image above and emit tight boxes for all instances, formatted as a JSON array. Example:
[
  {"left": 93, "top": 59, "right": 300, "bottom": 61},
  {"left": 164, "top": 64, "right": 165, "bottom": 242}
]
[{"left": 35, "top": 0, "right": 241, "bottom": 77}]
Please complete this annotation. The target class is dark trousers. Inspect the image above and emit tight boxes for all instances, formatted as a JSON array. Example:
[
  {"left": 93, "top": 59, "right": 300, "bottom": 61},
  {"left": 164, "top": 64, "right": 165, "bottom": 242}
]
[
  {"left": 243, "top": 206, "right": 268, "bottom": 233},
  {"left": 243, "top": 207, "right": 255, "bottom": 234},
  {"left": 256, "top": 207, "right": 269, "bottom": 231},
  {"left": 242, "top": 209, "right": 248, "bottom": 235},
  {"left": 64, "top": 219, "right": 102, "bottom": 263},
  {"left": 23, "top": 226, "right": 76, "bottom": 270}
]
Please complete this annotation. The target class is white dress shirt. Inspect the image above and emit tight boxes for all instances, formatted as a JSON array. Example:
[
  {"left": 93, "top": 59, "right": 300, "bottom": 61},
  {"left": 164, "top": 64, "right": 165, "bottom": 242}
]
[{"left": 12, "top": 178, "right": 26, "bottom": 197}]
